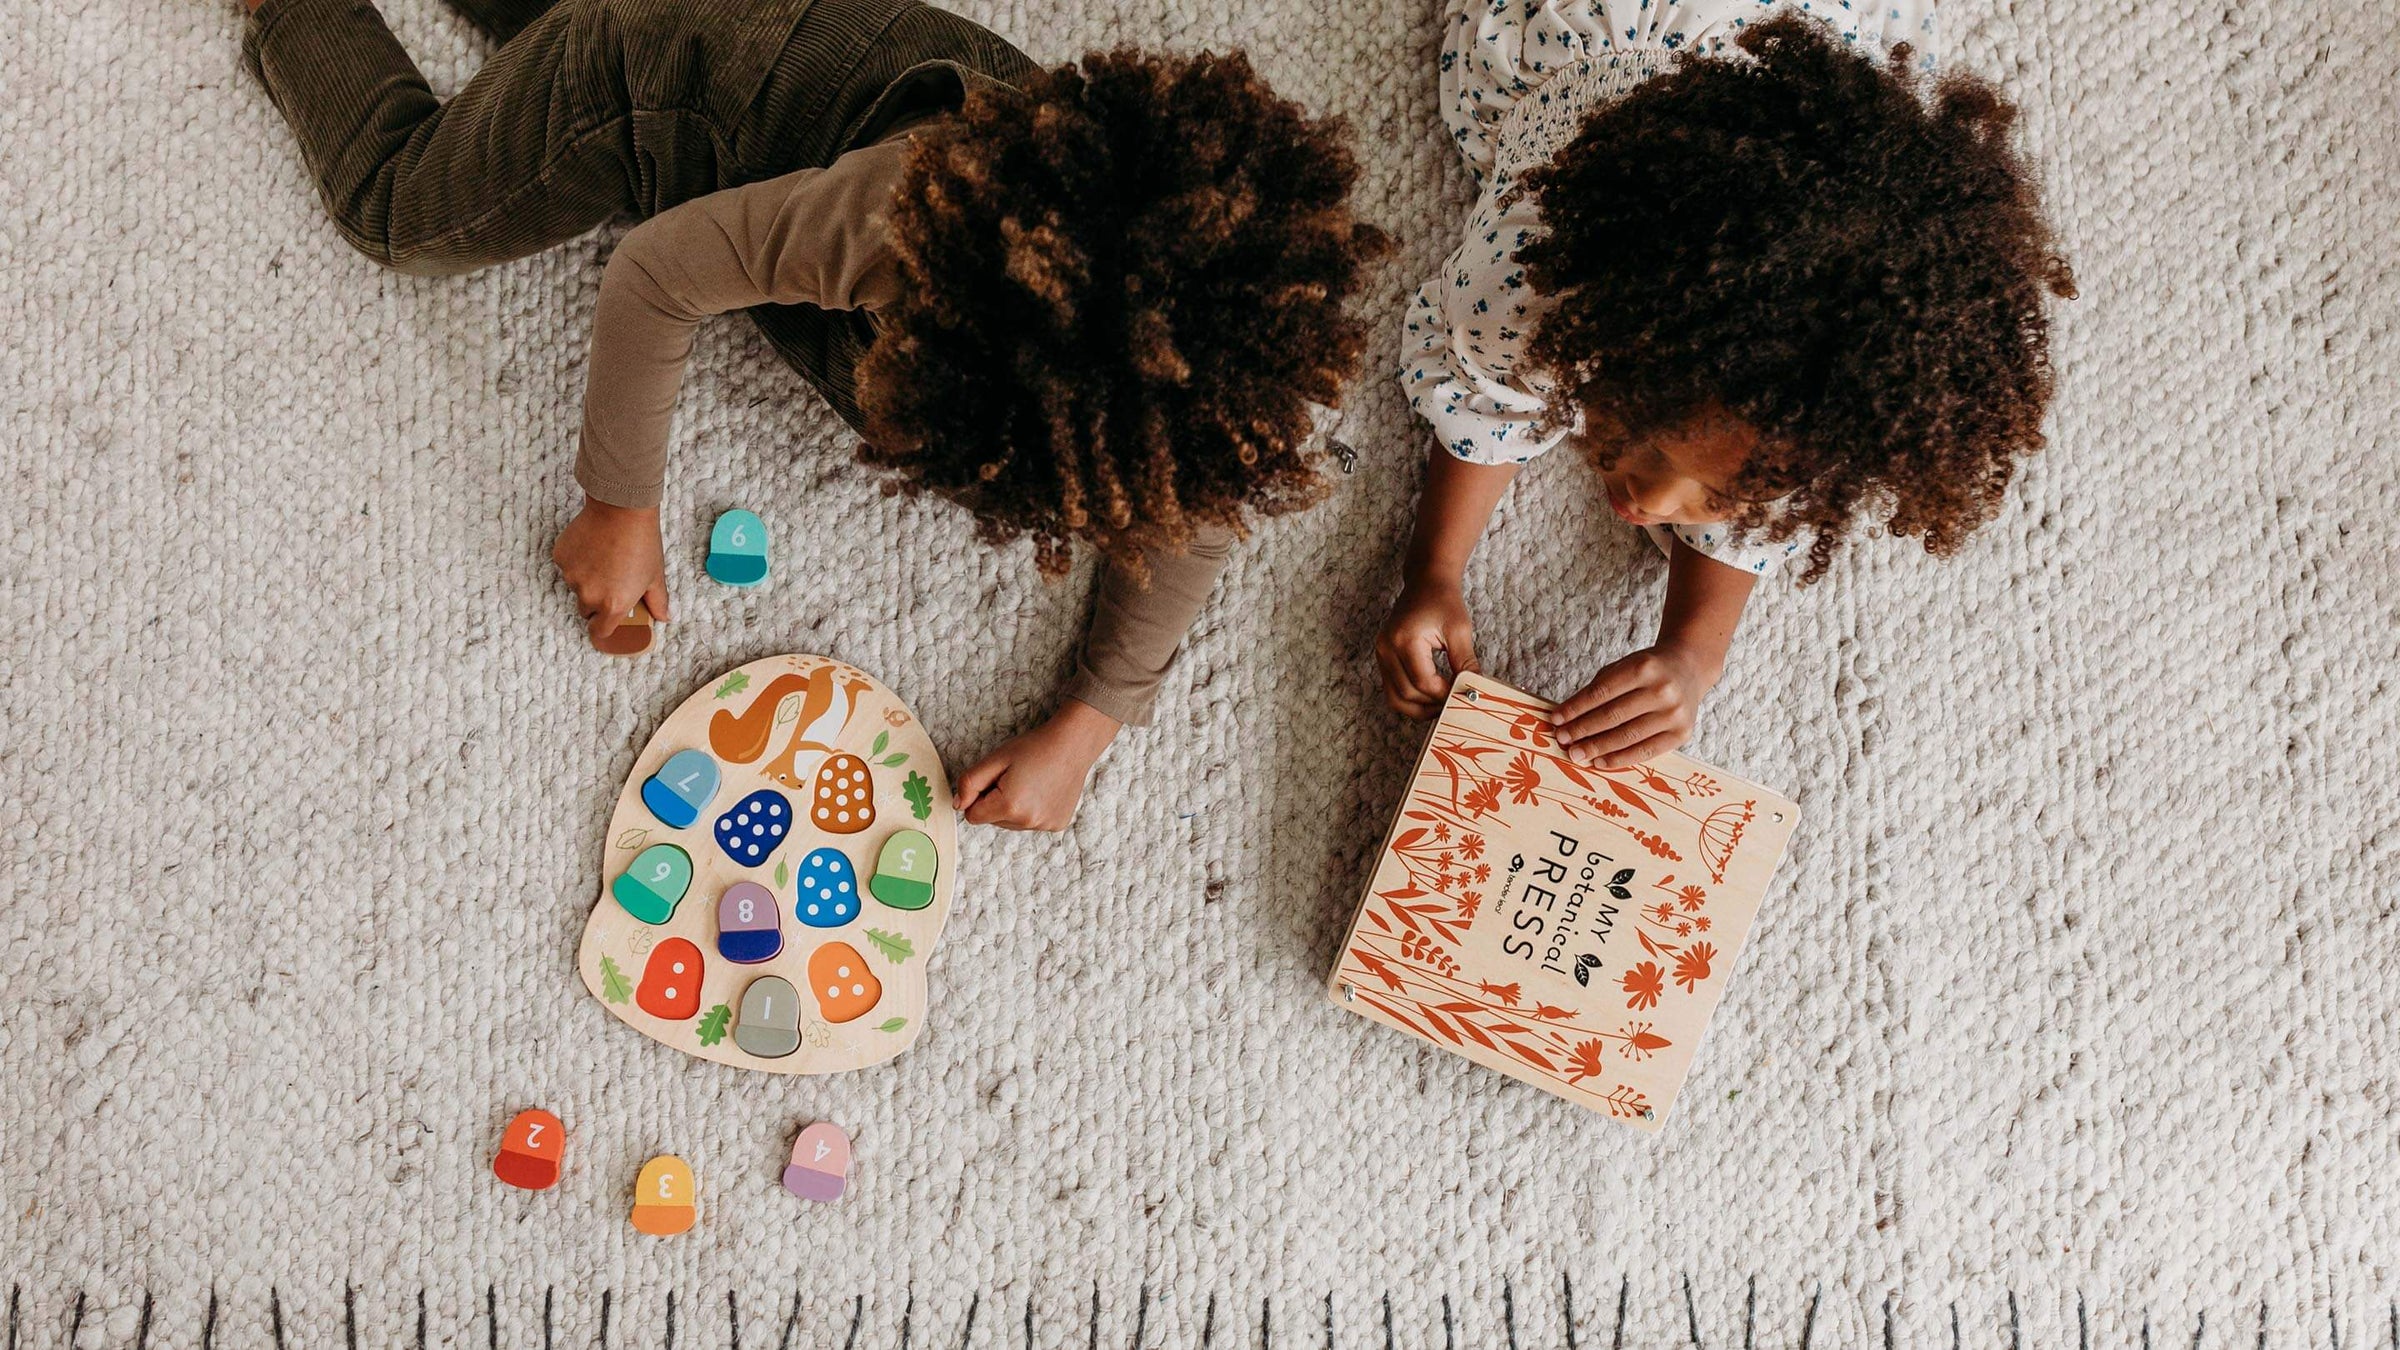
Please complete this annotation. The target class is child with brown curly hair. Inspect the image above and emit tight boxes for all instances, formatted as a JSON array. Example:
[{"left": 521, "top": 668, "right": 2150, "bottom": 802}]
[
  {"left": 1377, "top": 2, "right": 2074, "bottom": 764},
  {"left": 240, "top": 0, "right": 1386, "bottom": 829}
]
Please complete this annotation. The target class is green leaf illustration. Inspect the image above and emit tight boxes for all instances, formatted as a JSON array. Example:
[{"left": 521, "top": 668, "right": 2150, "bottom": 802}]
[
  {"left": 774, "top": 858, "right": 789, "bottom": 888},
  {"left": 599, "top": 955, "right": 634, "bottom": 1004},
  {"left": 871, "top": 730, "right": 890, "bottom": 757},
  {"left": 902, "top": 771, "right": 933, "bottom": 821},
  {"left": 714, "top": 671, "right": 750, "bottom": 699},
  {"left": 879, "top": 753, "right": 908, "bottom": 767},
  {"left": 696, "top": 1003, "right": 732, "bottom": 1046},
  {"left": 865, "top": 929, "right": 915, "bottom": 963},
  {"left": 875, "top": 1018, "right": 908, "bottom": 1033}
]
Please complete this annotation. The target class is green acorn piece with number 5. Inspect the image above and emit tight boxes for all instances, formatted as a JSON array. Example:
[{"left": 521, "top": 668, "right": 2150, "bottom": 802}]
[
  {"left": 869, "top": 829, "right": 938, "bottom": 910},
  {"left": 706, "top": 509, "right": 769, "bottom": 587}
]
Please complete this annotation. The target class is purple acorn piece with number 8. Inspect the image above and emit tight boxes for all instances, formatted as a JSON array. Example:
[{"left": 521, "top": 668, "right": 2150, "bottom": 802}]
[
  {"left": 713, "top": 789, "right": 791, "bottom": 867},
  {"left": 716, "top": 882, "right": 782, "bottom": 963}
]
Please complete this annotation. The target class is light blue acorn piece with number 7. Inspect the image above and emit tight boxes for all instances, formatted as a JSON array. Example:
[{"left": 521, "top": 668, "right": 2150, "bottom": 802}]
[
  {"left": 706, "top": 509, "right": 769, "bottom": 587},
  {"left": 641, "top": 748, "right": 720, "bottom": 829}
]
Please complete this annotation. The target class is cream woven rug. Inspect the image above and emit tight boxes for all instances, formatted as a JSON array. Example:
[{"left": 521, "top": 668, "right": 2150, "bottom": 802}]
[{"left": 3, "top": 0, "right": 2396, "bottom": 1344}]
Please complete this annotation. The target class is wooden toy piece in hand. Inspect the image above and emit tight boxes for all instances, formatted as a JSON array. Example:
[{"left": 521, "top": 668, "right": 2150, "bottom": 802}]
[
  {"left": 578, "top": 655, "right": 959, "bottom": 1075},
  {"left": 630, "top": 1155, "right": 697, "bottom": 1235},
  {"left": 492, "top": 1109, "right": 564, "bottom": 1190},
  {"left": 591, "top": 599, "right": 656, "bottom": 657}
]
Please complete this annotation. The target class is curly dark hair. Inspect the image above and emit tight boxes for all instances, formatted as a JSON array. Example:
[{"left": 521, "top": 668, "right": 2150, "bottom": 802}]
[
  {"left": 1515, "top": 13, "right": 2076, "bottom": 582},
  {"left": 855, "top": 49, "right": 1392, "bottom": 578}
]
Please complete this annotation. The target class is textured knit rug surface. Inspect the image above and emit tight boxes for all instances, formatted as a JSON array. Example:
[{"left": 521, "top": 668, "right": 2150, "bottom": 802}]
[{"left": 4, "top": 0, "right": 2397, "bottom": 1345}]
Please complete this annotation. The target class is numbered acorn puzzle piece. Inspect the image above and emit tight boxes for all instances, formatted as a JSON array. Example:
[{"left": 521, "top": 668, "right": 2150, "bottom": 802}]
[
  {"left": 612, "top": 844, "right": 692, "bottom": 925},
  {"left": 807, "top": 941, "right": 882, "bottom": 1023},
  {"left": 781, "top": 1122, "right": 851, "bottom": 1202},
  {"left": 809, "top": 753, "right": 875, "bottom": 834},
  {"left": 492, "top": 1109, "right": 564, "bottom": 1191},
  {"left": 792, "top": 847, "right": 861, "bottom": 927},
  {"left": 714, "top": 789, "right": 791, "bottom": 867},
  {"left": 716, "top": 881, "right": 783, "bottom": 963},
  {"left": 592, "top": 600, "right": 655, "bottom": 657},
  {"left": 630, "top": 1155, "right": 697, "bottom": 1235},
  {"left": 705, "top": 510, "right": 769, "bottom": 587},
  {"left": 635, "top": 938, "right": 705, "bottom": 1020},
  {"left": 870, "top": 829, "right": 938, "bottom": 911},
  {"left": 734, "top": 975, "right": 802, "bottom": 1058},
  {"left": 641, "top": 749, "right": 720, "bottom": 829},
  {"left": 581, "top": 655, "right": 959, "bottom": 1075}
]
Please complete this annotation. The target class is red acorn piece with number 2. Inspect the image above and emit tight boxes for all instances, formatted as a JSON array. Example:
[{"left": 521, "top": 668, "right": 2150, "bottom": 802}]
[{"left": 493, "top": 1109, "right": 564, "bottom": 1190}]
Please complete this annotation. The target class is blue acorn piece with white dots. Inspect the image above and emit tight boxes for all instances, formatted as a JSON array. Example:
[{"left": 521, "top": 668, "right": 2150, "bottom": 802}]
[
  {"left": 791, "top": 848, "right": 861, "bottom": 928},
  {"left": 712, "top": 789, "right": 792, "bottom": 867}
]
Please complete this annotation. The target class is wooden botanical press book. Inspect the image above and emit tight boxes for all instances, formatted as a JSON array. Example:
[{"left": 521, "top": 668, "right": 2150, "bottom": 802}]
[{"left": 1327, "top": 673, "right": 1799, "bottom": 1130}]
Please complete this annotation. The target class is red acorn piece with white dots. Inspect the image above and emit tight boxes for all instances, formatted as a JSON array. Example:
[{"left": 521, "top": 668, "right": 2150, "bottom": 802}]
[{"left": 810, "top": 754, "right": 875, "bottom": 834}]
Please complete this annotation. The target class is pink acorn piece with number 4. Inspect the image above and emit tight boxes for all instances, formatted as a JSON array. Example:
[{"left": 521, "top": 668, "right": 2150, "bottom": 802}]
[{"left": 782, "top": 1122, "right": 851, "bottom": 1202}]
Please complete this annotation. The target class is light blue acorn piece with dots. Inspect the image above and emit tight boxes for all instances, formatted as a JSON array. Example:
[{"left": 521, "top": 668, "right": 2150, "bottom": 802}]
[
  {"left": 706, "top": 510, "right": 769, "bottom": 587},
  {"left": 792, "top": 847, "right": 861, "bottom": 928}
]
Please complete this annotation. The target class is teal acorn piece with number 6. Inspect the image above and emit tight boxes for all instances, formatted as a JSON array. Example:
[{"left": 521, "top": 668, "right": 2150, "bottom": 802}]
[
  {"left": 705, "top": 509, "right": 769, "bottom": 587},
  {"left": 613, "top": 843, "right": 693, "bottom": 925}
]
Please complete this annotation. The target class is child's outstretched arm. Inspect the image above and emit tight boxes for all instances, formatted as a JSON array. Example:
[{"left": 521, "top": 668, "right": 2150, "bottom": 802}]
[
  {"left": 953, "top": 529, "right": 1236, "bottom": 831},
  {"left": 551, "top": 135, "right": 917, "bottom": 643},
  {"left": 1549, "top": 538, "right": 1755, "bottom": 767},
  {"left": 1375, "top": 447, "right": 1519, "bottom": 716}
]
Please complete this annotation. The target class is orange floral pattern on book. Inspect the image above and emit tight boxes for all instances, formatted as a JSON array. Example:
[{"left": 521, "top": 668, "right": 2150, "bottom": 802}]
[{"left": 1332, "top": 675, "right": 1796, "bottom": 1127}]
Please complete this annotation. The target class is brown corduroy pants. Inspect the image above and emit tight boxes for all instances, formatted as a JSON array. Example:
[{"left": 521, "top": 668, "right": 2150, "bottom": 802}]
[
  {"left": 241, "top": 0, "right": 1031, "bottom": 275},
  {"left": 241, "top": 0, "right": 1038, "bottom": 423}
]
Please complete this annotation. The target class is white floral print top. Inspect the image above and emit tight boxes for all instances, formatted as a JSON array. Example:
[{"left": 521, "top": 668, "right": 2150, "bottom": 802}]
[{"left": 1402, "top": 0, "right": 1939, "bottom": 574}]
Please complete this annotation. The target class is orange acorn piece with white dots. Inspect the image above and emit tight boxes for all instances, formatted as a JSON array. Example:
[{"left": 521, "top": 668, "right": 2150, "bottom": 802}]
[{"left": 810, "top": 753, "right": 875, "bottom": 834}]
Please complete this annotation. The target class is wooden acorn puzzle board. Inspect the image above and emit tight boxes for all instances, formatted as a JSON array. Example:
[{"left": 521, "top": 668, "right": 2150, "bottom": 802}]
[
  {"left": 578, "top": 654, "right": 956, "bottom": 1074},
  {"left": 1327, "top": 673, "right": 1798, "bottom": 1129}
]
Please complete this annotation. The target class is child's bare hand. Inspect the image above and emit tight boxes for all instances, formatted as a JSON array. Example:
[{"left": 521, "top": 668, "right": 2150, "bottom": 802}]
[
  {"left": 951, "top": 700, "right": 1121, "bottom": 831},
  {"left": 1376, "top": 578, "right": 1480, "bottom": 718},
  {"left": 553, "top": 497, "right": 670, "bottom": 643},
  {"left": 1549, "top": 644, "right": 1723, "bottom": 767}
]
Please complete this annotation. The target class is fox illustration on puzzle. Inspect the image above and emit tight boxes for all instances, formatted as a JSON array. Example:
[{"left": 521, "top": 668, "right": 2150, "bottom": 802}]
[{"left": 579, "top": 654, "right": 956, "bottom": 1075}]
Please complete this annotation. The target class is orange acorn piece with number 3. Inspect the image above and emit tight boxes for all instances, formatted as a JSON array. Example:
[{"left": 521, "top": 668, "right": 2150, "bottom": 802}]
[
  {"left": 493, "top": 1109, "right": 565, "bottom": 1190},
  {"left": 630, "top": 1155, "right": 697, "bottom": 1235}
]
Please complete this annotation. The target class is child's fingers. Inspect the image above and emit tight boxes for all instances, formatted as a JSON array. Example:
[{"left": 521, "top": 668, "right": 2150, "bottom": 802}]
[
  {"left": 1580, "top": 710, "right": 1681, "bottom": 766},
  {"left": 1373, "top": 645, "right": 1431, "bottom": 717},
  {"left": 1393, "top": 634, "right": 1453, "bottom": 708},
  {"left": 1550, "top": 658, "right": 1641, "bottom": 727},
  {"left": 1598, "top": 727, "right": 1685, "bottom": 769},
  {"left": 645, "top": 579, "right": 672, "bottom": 624},
  {"left": 587, "top": 604, "right": 623, "bottom": 641},
  {"left": 1443, "top": 620, "right": 1479, "bottom": 677},
  {"left": 952, "top": 754, "right": 1007, "bottom": 812},
  {"left": 1554, "top": 686, "right": 1656, "bottom": 746}
]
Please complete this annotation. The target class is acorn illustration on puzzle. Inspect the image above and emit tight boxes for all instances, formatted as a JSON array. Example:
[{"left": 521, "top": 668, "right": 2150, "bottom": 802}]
[{"left": 580, "top": 655, "right": 957, "bottom": 1075}]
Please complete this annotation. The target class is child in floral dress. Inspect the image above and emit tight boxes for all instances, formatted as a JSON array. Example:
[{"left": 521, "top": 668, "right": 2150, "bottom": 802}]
[{"left": 1376, "top": 0, "right": 2075, "bottom": 764}]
